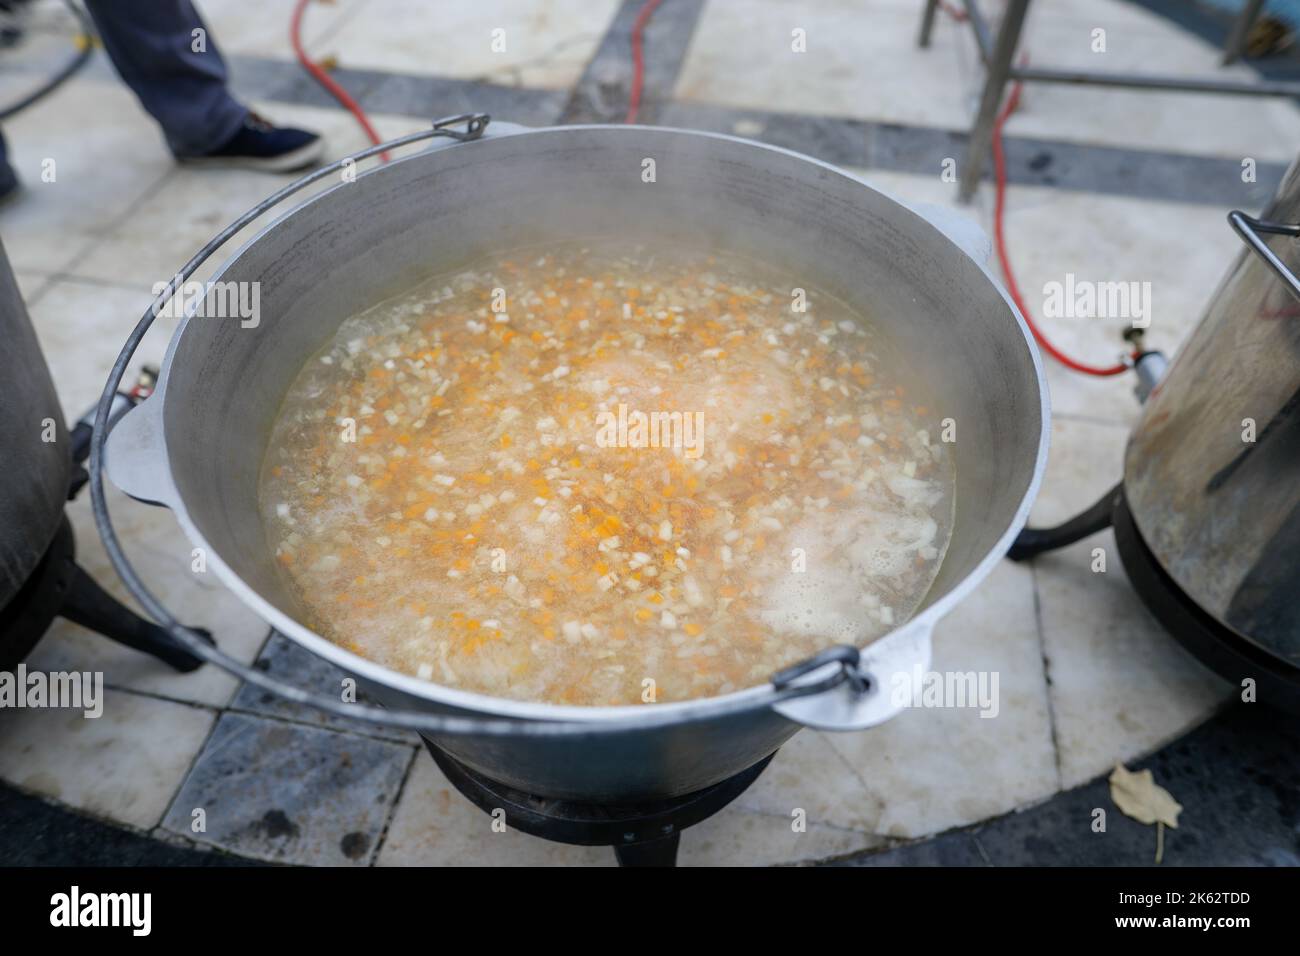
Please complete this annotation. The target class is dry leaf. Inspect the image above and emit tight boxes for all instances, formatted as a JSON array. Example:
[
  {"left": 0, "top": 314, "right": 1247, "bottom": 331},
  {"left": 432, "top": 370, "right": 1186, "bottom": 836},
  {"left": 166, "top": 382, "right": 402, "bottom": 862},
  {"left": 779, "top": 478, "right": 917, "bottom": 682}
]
[{"left": 1109, "top": 764, "right": 1182, "bottom": 828}]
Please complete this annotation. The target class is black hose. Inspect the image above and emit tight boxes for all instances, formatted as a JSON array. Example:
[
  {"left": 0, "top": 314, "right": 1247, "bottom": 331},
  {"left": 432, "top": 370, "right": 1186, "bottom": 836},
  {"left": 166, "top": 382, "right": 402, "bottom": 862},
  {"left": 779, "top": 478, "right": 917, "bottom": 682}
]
[
  {"left": 1007, "top": 483, "right": 1121, "bottom": 561},
  {"left": 0, "top": 0, "right": 94, "bottom": 122}
]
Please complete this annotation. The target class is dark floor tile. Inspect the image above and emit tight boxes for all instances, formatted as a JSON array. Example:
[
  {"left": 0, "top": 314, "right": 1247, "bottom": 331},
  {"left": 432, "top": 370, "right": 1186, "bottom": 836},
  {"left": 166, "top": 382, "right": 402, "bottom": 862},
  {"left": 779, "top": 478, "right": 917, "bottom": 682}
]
[
  {"left": 229, "top": 55, "right": 568, "bottom": 129},
  {"left": 973, "top": 705, "right": 1300, "bottom": 866},
  {"left": 660, "top": 101, "right": 1285, "bottom": 207},
  {"left": 831, "top": 704, "right": 1300, "bottom": 867},
  {"left": 360, "top": 72, "right": 568, "bottom": 129},
  {"left": 831, "top": 831, "right": 990, "bottom": 867},
  {"left": 0, "top": 782, "right": 257, "bottom": 867},
  {"left": 995, "top": 135, "right": 1284, "bottom": 207},
  {"left": 560, "top": 0, "right": 706, "bottom": 124},
  {"left": 161, "top": 712, "right": 414, "bottom": 866},
  {"left": 658, "top": 101, "right": 871, "bottom": 170},
  {"left": 229, "top": 631, "right": 416, "bottom": 745}
]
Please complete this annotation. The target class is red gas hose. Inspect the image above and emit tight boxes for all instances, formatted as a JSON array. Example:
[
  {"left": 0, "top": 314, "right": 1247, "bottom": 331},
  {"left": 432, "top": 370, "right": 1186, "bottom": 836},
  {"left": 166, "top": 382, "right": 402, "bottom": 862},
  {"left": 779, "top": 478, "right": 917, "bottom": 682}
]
[
  {"left": 290, "top": 0, "right": 391, "bottom": 162},
  {"left": 939, "top": 1, "right": 969, "bottom": 22},
  {"left": 991, "top": 75, "right": 1129, "bottom": 377},
  {"left": 626, "top": 0, "right": 665, "bottom": 124},
  {"left": 287, "top": 0, "right": 1126, "bottom": 376}
]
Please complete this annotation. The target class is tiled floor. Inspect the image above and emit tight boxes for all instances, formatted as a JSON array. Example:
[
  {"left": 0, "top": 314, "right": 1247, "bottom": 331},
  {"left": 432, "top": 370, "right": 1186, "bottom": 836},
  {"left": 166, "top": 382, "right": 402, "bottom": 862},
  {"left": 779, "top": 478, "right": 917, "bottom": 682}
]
[
  {"left": 1008, "top": 0, "right": 1300, "bottom": 160},
  {"left": 676, "top": 0, "right": 982, "bottom": 130},
  {"left": 208, "top": 0, "right": 622, "bottom": 90},
  {"left": 0, "top": 0, "right": 1288, "bottom": 865}
]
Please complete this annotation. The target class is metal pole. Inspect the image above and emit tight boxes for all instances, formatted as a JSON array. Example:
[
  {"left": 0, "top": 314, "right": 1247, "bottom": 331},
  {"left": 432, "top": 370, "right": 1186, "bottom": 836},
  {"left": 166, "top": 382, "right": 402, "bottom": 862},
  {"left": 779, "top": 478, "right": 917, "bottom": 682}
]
[
  {"left": 959, "top": 0, "right": 1030, "bottom": 203},
  {"left": 1223, "top": 0, "right": 1266, "bottom": 65},
  {"left": 961, "top": 0, "right": 994, "bottom": 63},
  {"left": 1011, "top": 63, "right": 1300, "bottom": 97},
  {"left": 919, "top": 0, "right": 941, "bottom": 48}
]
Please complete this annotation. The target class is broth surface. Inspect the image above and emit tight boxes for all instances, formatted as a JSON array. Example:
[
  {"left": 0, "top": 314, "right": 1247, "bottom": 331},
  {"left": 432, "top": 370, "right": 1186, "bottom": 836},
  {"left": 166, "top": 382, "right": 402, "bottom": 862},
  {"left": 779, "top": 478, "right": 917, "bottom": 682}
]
[{"left": 260, "top": 243, "right": 954, "bottom": 705}]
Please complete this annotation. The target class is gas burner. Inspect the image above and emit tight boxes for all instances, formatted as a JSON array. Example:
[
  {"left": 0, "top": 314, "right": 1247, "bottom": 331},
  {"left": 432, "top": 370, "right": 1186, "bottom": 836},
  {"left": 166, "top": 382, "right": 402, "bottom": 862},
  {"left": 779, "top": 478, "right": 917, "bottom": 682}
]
[
  {"left": 1111, "top": 491, "right": 1300, "bottom": 715},
  {"left": 1011, "top": 485, "right": 1300, "bottom": 716},
  {"left": 0, "top": 242, "right": 211, "bottom": 677},
  {"left": 423, "top": 740, "right": 775, "bottom": 866},
  {"left": 0, "top": 515, "right": 210, "bottom": 673}
]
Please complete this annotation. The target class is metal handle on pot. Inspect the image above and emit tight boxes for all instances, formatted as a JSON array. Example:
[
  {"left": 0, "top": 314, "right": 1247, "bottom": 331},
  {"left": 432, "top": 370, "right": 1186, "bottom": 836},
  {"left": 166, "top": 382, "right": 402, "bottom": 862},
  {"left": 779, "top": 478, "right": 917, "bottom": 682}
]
[
  {"left": 1228, "top": 211, "right": 1300, "bottom": 300},
  {"left": 771, "top": 621, "right": 931, "bottom": 731},
  {"left": 89, "top": 114, "right": 904, "bottom": 739}
]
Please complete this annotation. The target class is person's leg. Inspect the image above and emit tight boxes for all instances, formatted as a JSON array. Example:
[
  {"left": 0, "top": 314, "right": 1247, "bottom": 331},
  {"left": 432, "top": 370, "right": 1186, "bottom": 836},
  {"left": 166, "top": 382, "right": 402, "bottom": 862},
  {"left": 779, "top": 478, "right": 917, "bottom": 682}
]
[
  {"left": 81, "top": 0, "right": 322, "bottom": 170},
  {"left": 82, "top": 0, "right": 246, "bottom": 157}
]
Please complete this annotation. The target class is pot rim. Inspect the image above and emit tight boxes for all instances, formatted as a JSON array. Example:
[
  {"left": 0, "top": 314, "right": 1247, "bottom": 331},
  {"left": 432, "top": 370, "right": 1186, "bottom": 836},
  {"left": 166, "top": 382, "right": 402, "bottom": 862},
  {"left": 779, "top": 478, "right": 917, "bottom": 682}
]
[{"left": 145, "top": 122, "right": 1051, "bottom": 724}]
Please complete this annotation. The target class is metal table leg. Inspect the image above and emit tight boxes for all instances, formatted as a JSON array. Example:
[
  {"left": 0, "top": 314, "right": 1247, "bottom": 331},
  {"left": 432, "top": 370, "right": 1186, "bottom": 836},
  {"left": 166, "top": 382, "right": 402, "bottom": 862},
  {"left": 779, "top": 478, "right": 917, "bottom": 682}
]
[
  {"left": 959, "top": 0, "right": 1030, "bottom": 203},
  {"left": 1223, "top": 0, "right": 1266, "bottom": 65},
  {"left": 921, "top": 0, "right": 1300, "bottom": 202},
  {"left": 614, "top": 833, "right": 681, "bottom": 866},
  {"left": 918, "top": 0, "right": 941, "bottom": 48}
]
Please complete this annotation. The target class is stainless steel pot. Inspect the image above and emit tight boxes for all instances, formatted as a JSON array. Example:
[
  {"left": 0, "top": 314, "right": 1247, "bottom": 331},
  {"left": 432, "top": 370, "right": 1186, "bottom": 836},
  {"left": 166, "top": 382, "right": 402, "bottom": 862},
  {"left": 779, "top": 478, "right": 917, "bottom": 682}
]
[
  {"left": 1124, "top": 158, "right": 1300, "bottom": 673},
  {"left": 0, "top": 238, "right": 69, "bottom": 608},
  {"left": 98, "top": 117, "right": 1049, "bottom": 801}
]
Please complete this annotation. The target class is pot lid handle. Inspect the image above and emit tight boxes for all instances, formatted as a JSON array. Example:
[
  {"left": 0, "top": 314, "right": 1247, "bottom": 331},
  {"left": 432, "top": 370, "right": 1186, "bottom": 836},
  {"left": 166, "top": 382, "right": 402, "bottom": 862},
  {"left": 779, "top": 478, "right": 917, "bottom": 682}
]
[{"left": 1228, "top": 211, "right": 1300, "bottom": 301}]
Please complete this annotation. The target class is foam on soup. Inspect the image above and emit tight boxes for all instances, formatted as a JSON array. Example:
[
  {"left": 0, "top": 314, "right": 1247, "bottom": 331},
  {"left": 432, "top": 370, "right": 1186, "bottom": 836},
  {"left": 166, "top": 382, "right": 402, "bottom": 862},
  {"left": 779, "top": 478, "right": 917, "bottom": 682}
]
[{"left": 259, "top": 243, "right": 954, "bottom": 706}]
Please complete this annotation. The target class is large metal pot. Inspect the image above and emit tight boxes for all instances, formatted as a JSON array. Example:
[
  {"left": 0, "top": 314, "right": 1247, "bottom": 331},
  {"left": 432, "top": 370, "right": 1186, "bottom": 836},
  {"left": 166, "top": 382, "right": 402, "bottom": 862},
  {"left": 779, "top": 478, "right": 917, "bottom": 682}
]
[
  {"left": 1123, "top": 157, "right": 1300, "bottom": 688},
  {"left": 101, "top": 119, "right": 1048, "bottom": 801},
  {"left": 0, "top": 239, "right": 69, "bottom": 609}
]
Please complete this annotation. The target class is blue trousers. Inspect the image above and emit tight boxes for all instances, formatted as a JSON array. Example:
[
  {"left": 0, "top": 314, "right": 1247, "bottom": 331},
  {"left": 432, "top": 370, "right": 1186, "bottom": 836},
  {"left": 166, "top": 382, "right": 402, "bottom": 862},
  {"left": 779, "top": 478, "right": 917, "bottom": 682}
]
[{"left": 1, "top": 0, "right": 248, "bottom": 172}]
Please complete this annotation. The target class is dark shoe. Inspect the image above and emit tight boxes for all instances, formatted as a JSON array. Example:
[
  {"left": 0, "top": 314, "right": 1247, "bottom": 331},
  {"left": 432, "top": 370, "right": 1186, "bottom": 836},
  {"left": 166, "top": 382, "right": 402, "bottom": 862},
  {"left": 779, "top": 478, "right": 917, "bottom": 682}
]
[{"left": 183, "top": 112, "right": 324, "bottom": 172}]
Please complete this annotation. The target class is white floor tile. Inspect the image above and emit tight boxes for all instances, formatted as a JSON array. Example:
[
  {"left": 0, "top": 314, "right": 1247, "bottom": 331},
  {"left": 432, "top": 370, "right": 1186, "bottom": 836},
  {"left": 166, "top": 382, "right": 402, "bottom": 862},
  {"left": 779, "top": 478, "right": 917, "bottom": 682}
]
[
  {"left": 25, "top": 488, "right": 271, "bottom": 710},
  {"left": 820, "top": 559, "right": 1059, "bottom": 839},
  {"left": 23, "top": 277, "right": 271, "bottom": 708},
  {"left": 997, "top": 186, "right": 1240, "bottom": 426},
  {"left": 733, "top": 730, "right": 886, "bottom": 835},
  {"left": 0, "top": 77, "right": 173, "bottom": 275},
  {"left": 303, "top": 0, "right": 621, "bottom": 90},
  {"left": 0, "top": 688, "right": 215, "bottom": 829},
  {"left": 1007, "top": 0, "right": 1300, "bottom": 161},
  {"left": 199, "top": 0, "right": 370, "bottom": 61},
  {"left": 678, "top": 808, "right": 882, "bottom": 866},
  {"left": 676, "top": 0, "right": 981, "bottom": 129},
  {"left": 1028, "top": 416, "right": 1228, "bottom": 789},
  {"left": 26, "top": 278, "right": 176, "bottom": 424},
  {"left": 376, "top": 755, "right": 613, "bottom": 866},
  {"left": 72, "top": 103, "right": 430, "bottom": 290},
  {"left": 10, "top": 269, "right": 54, "bottom": 302}
]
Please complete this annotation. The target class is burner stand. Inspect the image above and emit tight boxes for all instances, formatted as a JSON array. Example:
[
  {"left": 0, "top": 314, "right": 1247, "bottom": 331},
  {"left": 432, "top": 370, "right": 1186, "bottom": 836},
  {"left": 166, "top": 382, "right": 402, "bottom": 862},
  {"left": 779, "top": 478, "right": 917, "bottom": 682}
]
[
  {"left": 1112, "top": 490, "right": 1300, "bottom": 714},
  {"left": 422, "top": 740, "right": 775, "bottom": 866},
  {"left": 0, "top": 514, "right": 211, "bottom": 672},
  {"left": 1011, "top": 483, "right": 1300, "bottom": 715}
]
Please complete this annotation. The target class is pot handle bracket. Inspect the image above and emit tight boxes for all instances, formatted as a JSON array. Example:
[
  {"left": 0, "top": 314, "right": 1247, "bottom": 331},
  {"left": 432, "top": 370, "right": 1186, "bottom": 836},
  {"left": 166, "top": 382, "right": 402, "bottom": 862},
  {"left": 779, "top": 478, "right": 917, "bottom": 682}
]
[
  {"left": 770, "top": 621, "right": 933, "bottom": 731},
  {"left": 103, "top": 393, "right": 177, "bottom": 508}
]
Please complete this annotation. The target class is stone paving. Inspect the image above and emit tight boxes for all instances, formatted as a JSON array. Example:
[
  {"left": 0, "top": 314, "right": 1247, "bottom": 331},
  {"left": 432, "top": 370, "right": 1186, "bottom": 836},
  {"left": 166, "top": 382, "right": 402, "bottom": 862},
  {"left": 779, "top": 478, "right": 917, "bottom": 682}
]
[{"left": 1, "top": 0, "right": 1294, "bottom": 864}]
